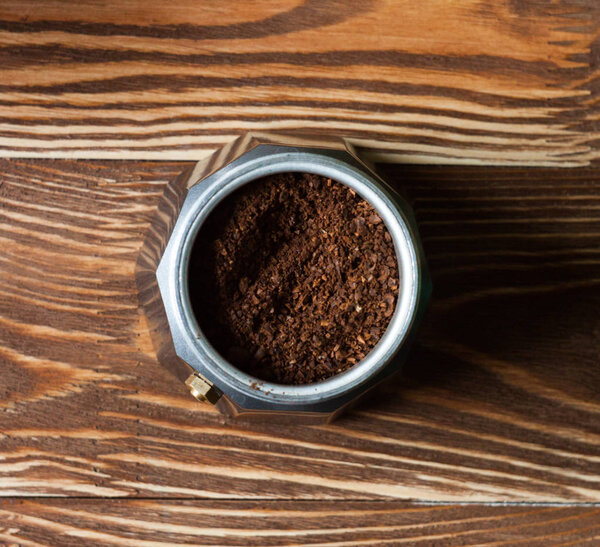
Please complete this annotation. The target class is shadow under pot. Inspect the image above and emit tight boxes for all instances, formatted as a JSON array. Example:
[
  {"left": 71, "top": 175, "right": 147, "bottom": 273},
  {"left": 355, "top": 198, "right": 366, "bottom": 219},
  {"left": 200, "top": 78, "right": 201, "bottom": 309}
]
[{"left": 156, "top": 142, "right": 430, "bottom": 423}]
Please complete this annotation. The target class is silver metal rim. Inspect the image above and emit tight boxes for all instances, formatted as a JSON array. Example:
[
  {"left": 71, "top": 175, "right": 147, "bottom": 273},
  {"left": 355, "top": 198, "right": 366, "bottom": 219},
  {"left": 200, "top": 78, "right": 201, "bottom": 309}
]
[{"left": 166, "top": 148, "right": 419, "bottom": 404}]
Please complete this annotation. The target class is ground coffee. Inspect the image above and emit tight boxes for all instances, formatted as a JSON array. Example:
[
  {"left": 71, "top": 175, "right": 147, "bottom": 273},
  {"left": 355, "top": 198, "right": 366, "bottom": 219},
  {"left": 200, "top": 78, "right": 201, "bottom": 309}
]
[{"left": 189, "top": 172, "right": 400, "bottom": 385}]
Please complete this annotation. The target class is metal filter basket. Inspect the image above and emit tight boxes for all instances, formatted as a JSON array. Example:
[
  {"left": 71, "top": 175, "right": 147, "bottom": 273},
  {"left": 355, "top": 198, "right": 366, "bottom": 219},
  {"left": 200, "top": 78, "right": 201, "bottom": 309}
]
[{"left": 136, "top": 133, "right": 431, "bottom": 423}]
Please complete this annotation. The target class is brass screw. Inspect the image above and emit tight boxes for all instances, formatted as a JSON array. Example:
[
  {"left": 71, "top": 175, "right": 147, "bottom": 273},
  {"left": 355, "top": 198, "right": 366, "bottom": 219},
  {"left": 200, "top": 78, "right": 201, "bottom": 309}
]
[{"left": 185, "top": 373, "right": 222, "bottom": 405}]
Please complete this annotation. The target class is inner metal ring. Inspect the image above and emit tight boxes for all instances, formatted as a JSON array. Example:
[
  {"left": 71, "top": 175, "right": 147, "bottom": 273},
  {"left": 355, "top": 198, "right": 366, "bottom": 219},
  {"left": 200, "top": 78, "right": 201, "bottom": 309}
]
[{"left": 167, "top": 148, "right": 420, "bottom": 404}]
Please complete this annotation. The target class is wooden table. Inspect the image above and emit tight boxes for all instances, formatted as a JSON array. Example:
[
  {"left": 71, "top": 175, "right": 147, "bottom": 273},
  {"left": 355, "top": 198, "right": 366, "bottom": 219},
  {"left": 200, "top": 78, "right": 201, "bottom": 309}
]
[{"left": 1, "top": 1, "right": 599, "bottom": 544}]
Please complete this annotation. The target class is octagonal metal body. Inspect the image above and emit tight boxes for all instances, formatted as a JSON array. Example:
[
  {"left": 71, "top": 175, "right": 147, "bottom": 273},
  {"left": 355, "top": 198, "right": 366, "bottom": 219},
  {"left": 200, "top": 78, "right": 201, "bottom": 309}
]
[{"left": 136, "top": 132, "right": 431, "bottom": 423}]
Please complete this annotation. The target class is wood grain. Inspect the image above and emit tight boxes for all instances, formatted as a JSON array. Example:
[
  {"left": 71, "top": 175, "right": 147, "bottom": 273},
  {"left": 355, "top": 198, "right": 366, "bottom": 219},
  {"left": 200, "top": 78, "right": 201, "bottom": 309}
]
[
  {"left": 0, "top": 0, "right": 598, "bottom": 164},
  {"left": 1, "top": 159, "right": 599, "bottom": 504},
  {"left": 1, "top": 500, "right": 600, "bottom": 546}
]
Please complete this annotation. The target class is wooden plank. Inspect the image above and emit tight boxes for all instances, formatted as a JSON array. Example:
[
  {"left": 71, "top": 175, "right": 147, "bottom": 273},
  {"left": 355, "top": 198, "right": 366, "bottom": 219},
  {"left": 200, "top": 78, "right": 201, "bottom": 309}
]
[
  {"left": 1, "top": 500, "right": 599, "bottom": 546},
  {"left": 0, "top": 159, "right": 599, "bottom": 502},
  {"left": 0, "top": 1, "right": 598, "bottom": 164}
]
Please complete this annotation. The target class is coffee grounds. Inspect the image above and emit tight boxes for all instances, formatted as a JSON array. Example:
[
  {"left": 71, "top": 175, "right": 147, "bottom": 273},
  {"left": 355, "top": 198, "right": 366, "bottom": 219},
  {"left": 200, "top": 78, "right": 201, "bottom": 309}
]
[{"left": 189, "top": 172, "right": 400, "bottom": 385}]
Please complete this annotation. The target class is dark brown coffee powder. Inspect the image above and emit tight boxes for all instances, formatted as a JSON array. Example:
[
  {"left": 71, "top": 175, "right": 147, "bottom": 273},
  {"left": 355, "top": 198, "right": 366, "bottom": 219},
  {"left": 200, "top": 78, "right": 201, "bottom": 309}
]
[{"left": 189, "top": 172, "right": 400, "bottom": 385}]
